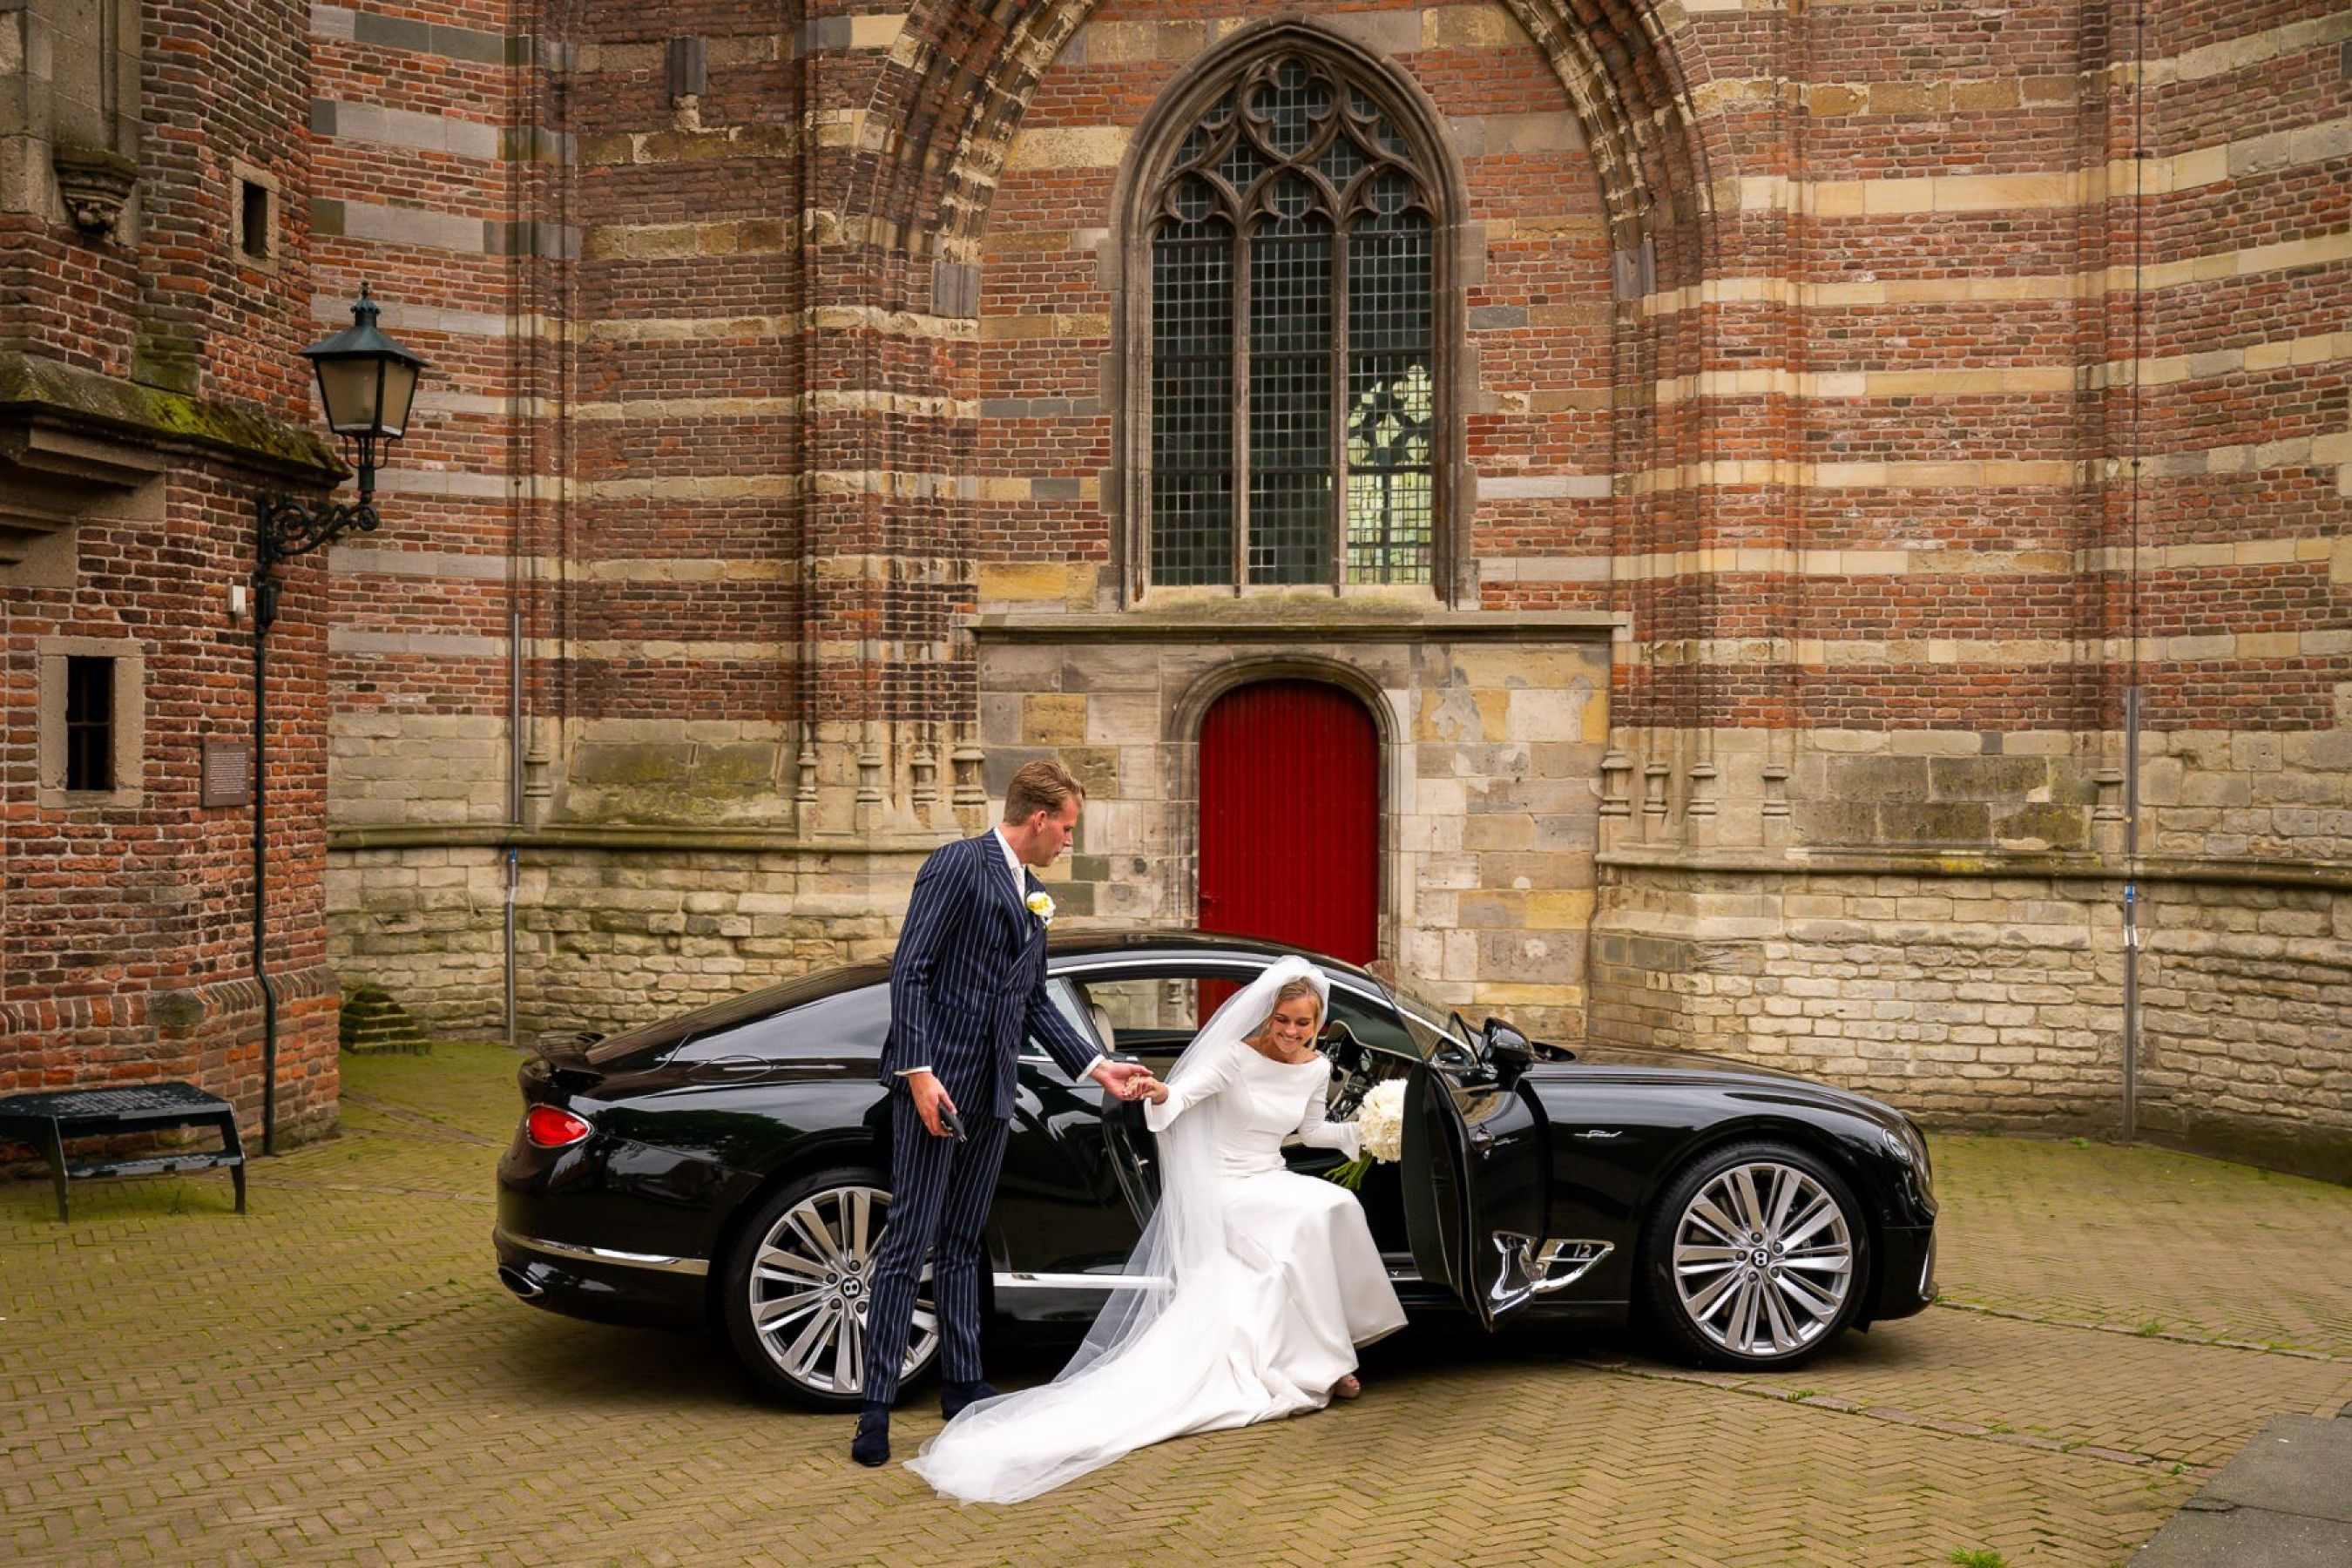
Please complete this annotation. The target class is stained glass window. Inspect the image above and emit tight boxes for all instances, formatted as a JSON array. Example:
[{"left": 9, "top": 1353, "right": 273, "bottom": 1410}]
[{"left": 1146, "top": 51, "right": 1437, "bottom": 588}]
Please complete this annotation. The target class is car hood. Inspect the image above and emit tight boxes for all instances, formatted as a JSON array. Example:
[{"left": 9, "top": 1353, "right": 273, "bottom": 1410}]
[{"left": 1557, "top": 1042, "right": 1812, "bottom": 1079}]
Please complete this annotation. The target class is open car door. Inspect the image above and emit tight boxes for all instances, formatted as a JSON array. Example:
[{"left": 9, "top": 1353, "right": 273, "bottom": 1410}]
[{"left": 1400, "top": 1058, "right": 1556, "bottom": 1329}]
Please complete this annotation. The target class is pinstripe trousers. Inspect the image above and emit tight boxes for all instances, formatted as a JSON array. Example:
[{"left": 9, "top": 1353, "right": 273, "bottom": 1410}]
[{"left": 862, "top": 1085, "right": 1012, "bottom": 1405}]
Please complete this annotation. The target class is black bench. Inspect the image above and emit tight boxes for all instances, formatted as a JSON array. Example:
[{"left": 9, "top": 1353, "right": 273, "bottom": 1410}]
[{"left": 0, "top": 1083, "right": 247, "bottom": 1221}]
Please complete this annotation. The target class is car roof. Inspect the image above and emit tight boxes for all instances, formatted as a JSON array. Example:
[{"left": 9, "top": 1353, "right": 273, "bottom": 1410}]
[
  {"left": 584, "top": 929, "right": 1389, "bottom": 1063},
  {"left": 1045, "top": 928, "right": 1384, "bottom": 986},
  {"left": 721, "top": 928, "right": 1375, "bottom": 987}
]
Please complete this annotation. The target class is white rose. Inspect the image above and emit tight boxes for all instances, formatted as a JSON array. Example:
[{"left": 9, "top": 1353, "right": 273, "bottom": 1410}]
[{"left": 1356, "top": 1078, "right": 1406, "bottom": 1163}]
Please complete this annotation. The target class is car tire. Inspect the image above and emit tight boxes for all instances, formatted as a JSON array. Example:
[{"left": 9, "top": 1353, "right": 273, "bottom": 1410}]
[
  {"left": 1640, "top": 1139, "right": 1868, "bottom": 1371},
  {"left": 719, "top": 1166, "right": 940, "bottom": 1409}
]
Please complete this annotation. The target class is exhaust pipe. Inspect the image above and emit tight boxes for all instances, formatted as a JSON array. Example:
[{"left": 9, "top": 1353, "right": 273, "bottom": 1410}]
[{"left": 497, "top": 1264, "right": 546, "bottom": 1301}]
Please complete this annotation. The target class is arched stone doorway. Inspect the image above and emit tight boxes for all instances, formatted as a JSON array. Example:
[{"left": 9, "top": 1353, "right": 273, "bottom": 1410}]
[{"left": 1197, "top": 678, "right": 1380, "bottom": 965}]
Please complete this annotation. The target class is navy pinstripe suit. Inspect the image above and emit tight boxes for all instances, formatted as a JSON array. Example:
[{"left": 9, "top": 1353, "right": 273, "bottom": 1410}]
[{"left": 862, "top": 831, "right": 1099, "bottom": 1405}]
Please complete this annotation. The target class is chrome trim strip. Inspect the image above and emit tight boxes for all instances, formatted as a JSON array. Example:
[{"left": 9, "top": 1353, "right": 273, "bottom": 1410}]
[
  {"left": 1002, "top": 1264, "right": 1435, "bottom": 1291},
  {"left": 1051, "top": 959, "right": 1391, "bottom": 1010},
  {"left": 496, "top": 1225, "right": 710, "bottom": 1277},
  {"left": 990, "top": 1271, "right": 1169, "bottom": 1291}
]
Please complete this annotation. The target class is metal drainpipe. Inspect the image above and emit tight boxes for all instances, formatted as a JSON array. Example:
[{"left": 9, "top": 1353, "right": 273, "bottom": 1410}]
[
  {"left": 506, "top": 600, "right": 521, "bottom": 1054},
  {"left": 2121, "top": 686, "right": 2141, "bottom": 1142},
  {"left": 253, "top": 569, "right": 279, "bottom": 1154},
  {"left": 2119, "top": 0, "right": 2147, "bottom": 1144}
]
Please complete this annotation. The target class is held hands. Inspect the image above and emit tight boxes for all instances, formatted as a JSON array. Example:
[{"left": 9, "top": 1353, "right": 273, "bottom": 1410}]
[{"left": 1090, "top": 1060, "right": 1161, "bottom": 1104}]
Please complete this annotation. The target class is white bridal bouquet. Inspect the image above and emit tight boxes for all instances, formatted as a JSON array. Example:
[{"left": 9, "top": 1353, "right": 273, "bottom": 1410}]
[
  {"left": 1355, "top": 1078, "right": 1406, "bottom": 1162},
  {"left": 1325, "top": 1078, "right": 1406, "bottom": 1189}
]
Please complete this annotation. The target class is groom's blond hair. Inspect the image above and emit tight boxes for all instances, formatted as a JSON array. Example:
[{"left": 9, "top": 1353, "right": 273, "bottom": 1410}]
[{"left": 1003, "top": 758, "right": 1085, "bottom": 824}]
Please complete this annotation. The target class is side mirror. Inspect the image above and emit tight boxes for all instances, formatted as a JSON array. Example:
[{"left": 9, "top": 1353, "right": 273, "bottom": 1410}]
[{"left": 1484, "top": 1017, "right": 1533, "bottom": 1081}]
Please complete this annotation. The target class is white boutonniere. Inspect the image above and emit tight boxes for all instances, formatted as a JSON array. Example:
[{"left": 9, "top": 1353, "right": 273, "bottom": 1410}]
[{"left": 1025, "top": 890, "right": 1055, "bottom": 924}]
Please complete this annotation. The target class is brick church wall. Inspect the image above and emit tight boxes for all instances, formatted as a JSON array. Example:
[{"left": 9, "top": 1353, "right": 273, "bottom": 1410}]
[{"left": 260, "top": 0, "right": 2352, "bottom": 1175}]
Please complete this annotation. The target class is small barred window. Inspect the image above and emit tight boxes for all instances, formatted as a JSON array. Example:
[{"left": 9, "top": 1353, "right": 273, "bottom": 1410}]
[{"left": 1147, "top": 53, "right": 1437, "bottom": 589}]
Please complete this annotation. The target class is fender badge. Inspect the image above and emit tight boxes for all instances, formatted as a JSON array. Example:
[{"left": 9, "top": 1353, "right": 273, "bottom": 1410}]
[{"left": 1573, "top": 1129, "right": 1623, "bottom": 1139}]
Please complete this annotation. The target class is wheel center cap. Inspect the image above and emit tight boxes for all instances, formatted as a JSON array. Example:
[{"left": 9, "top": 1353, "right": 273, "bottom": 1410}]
[
  {"left": 841, "top": 1279, "right": 862, "bottom": 1298},
  {"left": 1751, "top": 1249, "right": 1770, "bottom": 1268}
]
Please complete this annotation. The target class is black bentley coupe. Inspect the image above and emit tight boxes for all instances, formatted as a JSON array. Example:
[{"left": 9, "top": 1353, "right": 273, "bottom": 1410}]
[{"left": 495, "top": 931, "right": 1937, "bottom": 1407}]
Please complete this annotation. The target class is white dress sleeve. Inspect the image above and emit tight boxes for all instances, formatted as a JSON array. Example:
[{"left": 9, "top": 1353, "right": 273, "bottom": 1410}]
[
  {"left": 1144, "top": 1037, "right": 1240, "bottom": 1132},
  {"left": 1294, "top": 1064, "right": 1362, "bottom": 1159}
]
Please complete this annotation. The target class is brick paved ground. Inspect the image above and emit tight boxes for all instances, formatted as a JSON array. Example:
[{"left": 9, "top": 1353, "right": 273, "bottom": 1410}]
[{"left": 5, "top": 1044, "right": 2349, "bottom": 1566}]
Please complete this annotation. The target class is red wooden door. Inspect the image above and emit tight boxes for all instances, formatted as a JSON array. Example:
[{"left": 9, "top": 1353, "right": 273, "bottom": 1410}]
[{"left": 1197, "top": 679, "right": 1380, "bottom": 966}]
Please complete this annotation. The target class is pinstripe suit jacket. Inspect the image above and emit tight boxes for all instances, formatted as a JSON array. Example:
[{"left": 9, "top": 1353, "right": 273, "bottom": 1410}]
[{"left": 882, "top": 833, "right": 1099, "bottom": 1119}]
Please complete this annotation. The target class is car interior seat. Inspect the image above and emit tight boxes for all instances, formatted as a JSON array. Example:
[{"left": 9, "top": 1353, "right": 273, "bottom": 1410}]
[{"left": 1070, "top": 981, "right": 1118, "bottom": 1057}]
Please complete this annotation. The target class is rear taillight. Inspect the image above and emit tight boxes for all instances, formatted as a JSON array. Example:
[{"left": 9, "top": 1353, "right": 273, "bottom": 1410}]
[{"left": 525, "top": 1105, "right": 593, "bottom": 1148}]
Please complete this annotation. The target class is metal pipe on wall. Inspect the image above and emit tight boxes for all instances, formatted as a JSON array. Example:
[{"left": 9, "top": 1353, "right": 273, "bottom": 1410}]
[
  {"left": 2121, "top": 686, "right": 2141, "bottom": 1142},
  {"left": 506, "top": 598, "right": 521, "bottom": 1054},
  {"left": 2119, "top": 0, "right": 2147, "bottom": 1144},
  {"left": 251, "top": 583, "right": 277, "bottom": 1154}
]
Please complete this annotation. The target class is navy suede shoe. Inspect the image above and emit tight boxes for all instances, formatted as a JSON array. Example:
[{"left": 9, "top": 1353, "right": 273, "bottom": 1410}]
[
  {"left": 849, "top": 1403, "right": 891, "bottom": 1467},
  {"left": 940, "top": 1379, "right": 998, "bottom": 1420}
]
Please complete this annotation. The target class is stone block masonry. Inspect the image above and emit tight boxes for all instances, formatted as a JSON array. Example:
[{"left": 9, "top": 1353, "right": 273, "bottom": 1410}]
[
  {"left": 1590, "top": 857, "right": 2352, "bottom": 1184},
  {"left": 1591, "top": 867, "right": 2123, "bottom": 1130}
]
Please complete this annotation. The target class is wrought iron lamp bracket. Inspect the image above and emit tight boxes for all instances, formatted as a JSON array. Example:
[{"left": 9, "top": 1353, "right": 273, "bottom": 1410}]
[
  {"left": 256, "top": 491, "right": 380, "bottom": 566},
  {"left": 253, "top": 458, "right": 380, "bottom": 626}
]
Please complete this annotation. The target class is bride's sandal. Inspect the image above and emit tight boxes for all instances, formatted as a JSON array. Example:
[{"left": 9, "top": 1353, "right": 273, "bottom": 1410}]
[{"left": 1331, "top": 1374, "right": 1362, "bottom": 1401}]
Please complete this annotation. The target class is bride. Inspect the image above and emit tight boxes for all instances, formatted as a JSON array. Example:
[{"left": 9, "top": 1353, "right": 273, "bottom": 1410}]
[{"left": 906, "top": 956, "right": 1407, "bottom": 1504}]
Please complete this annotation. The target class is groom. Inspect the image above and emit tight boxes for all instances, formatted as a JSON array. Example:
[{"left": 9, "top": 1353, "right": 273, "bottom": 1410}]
[{"left": 853, "top": 758, "right": 1156, "bottom": 1466}]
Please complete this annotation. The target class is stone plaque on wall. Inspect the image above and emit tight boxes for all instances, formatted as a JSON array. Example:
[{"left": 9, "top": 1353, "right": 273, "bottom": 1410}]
[{"left": 201, "top": 740, "right": 252, "bottom": 808}]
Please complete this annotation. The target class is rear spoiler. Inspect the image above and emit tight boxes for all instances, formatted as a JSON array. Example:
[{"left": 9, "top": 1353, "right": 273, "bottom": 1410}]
[{"left": 531, "top": 1029, "right": 605, "bottom": 1063}]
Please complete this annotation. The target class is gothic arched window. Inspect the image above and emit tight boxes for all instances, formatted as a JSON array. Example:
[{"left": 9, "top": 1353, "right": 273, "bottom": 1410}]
[{"left": 1146, "top": 51, "right": 1438, "bottom": 590}]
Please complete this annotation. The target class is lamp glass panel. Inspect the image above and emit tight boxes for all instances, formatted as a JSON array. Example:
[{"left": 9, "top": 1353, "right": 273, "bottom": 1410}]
[
  {"left": 314, "top": 355, "right": 382, "bottom": 435},
  {"left": 376, "top": 359, "right": 420, "bottom": 438}
]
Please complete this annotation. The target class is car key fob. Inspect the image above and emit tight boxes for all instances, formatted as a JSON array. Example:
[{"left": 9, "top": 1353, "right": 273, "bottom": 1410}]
[{"left": 938, "top": 1104, "right": 969, "bottom": 1142}]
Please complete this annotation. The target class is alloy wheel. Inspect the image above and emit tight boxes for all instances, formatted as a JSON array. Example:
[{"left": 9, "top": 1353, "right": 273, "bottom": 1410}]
[
  {"left": 1669, "top": 1160, "right": 1855, "bottom": 1359},
  {"left": 745, "top": 1183, "right": 936, "bottom": 1397}
]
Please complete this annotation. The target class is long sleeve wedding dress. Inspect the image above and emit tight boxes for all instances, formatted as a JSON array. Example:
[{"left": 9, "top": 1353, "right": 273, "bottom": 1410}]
[{"left": 905, "top": 959, "right": 1407, "bottom": 1504}]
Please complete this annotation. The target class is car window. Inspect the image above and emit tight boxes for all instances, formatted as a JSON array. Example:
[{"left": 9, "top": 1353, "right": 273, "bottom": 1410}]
[
  {"left": 1051, "top": 975, "right": 1203, "bottom": 1070},
  {"left": 1324, "top": 987, "right": 1419, "bottom": 1061},
  {"left": 1045, "top": 959, "right": 1425, "bottom": 1066},
  {"left": 672, "top": 984, "right": 891, "bottom": 1061},
  {"left": 585, "top": 960, "right": 889, "bottom": 1063},
  {"left": 1383, "top": 980, "right": 1481, "bottom": 1065},
  {"left": 1037, "top": 978, "right": 1101, "bottom": 1058}
]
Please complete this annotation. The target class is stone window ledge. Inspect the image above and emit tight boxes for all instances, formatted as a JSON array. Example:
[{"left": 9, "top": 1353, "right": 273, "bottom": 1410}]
[
  {"left": 972, "top": 608, "right": 1622, "bottom": 644},
  {"left": 0, "top": 352, "right": 344, "bottom": 490}
]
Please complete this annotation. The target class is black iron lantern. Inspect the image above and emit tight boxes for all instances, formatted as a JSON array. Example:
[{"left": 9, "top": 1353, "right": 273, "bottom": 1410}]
[{"left": 294, "top": 281, "right": 429, "bottom": 507}]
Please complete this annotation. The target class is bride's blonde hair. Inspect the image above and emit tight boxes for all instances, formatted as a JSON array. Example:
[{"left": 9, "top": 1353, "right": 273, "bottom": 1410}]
[{"left": 1248, "top": 975, "right": 1324, "bottom": 1044}]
